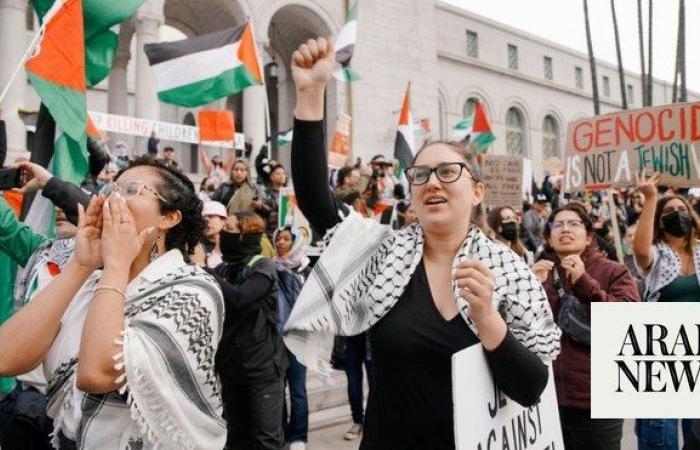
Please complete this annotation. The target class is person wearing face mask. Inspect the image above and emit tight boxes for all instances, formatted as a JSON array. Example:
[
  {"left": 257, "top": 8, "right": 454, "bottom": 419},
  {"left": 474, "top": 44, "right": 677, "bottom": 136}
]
[
  {"left": 487, "top": 206, "right": 533, "bottom": 266},
  {"left": 215, "top": 211, "right": 287, "bottom": 450},
  {"left": 632, "top": 172, "right": 700, "bottom": 450}
]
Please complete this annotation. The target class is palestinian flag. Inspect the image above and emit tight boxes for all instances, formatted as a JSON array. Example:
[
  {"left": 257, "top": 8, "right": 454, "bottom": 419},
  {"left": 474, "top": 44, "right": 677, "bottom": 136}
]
[
  {"left": 144, "top": 23, "right": 263, "bottom": 107},
  {"left": 452, "top": 101, "right": 495, "bottom": 154},
  {"left": 334, "top": 0, "right": 360, "bottom": 82},
  {"left": 33, "top": 0, "right": 146, "bottom": 87},
  {"left": 277, "top": 129, "right": 293, "bottom": 146},
  {"left": 26, "top": 0, "right": 86, "bottom": 142},
  {"left": 393, "top": 82, "right": 414, "bottom": 176}
]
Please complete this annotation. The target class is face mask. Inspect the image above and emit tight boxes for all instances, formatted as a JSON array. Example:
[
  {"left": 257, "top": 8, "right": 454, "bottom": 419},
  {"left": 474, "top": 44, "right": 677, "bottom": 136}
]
[
  {"left": 661, "top": 210, "right": 693, "bottom": 238},
  {"left": 500, "top": 222, "right": 519, "bottom": 241}
]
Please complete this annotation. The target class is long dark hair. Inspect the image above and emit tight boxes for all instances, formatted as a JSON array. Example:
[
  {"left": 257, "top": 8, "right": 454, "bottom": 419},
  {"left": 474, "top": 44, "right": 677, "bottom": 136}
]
[
  {"left": 653, "top": 195, "right": 700, "bottom": 252},
  {"left": 487, "top": 206, "right": 526, "bottom": 258},
  {"left": 114, "top": 156, "right": 204, "bottom": 259}
]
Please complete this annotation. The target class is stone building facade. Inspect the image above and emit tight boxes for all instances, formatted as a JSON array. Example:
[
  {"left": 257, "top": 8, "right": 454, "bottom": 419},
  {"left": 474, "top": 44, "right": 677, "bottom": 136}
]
[{"left": 0, "top": 0, "right": 696, "bottom": 180}]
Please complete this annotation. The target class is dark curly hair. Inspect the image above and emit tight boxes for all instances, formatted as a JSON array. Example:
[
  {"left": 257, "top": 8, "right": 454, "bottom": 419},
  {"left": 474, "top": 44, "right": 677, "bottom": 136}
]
[{"left": 114, "top": 156, "right": 204, "bottom": 260}]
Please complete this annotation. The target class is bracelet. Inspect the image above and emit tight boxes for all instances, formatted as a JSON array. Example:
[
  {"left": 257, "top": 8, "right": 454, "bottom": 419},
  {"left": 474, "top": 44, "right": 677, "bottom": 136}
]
[{"left": 93, "top": 285, "right": 127, "bottom": 300}]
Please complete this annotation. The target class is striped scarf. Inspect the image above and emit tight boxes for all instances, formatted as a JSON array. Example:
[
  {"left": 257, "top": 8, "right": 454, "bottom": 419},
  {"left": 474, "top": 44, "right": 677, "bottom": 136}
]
[{"left": 284, "top": 211, "right": 561, "bottom": 375}]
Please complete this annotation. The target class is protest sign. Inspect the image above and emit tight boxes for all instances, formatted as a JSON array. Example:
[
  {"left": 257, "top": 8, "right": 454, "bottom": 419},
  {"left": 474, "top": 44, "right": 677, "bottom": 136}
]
[
  {"left": 329, "top": 113, "right": 352, "bottom": 168},
  {"left": 88, "top": 111, "right": 245, "bottom": 149},
  {"left": 452, "top": 344, "right": 563, "bottom": 450},
  {"left": 564, "top": 102, "right": 700, "bottom": 191},
  {"left": 198, "top": 110, "right": 235, "bottom": 147},
  {"left": 481, "top": 155, "right": 524, "bottom": 208},
  {"left": 278, "top": 187, "right": 309, "bottom": 231}
]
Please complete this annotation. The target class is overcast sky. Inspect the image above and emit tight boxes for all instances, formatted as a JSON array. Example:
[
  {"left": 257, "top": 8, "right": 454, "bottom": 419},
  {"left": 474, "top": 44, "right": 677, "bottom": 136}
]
[{"left": 442, "top": 0, "right": 699, "bottom": 94}]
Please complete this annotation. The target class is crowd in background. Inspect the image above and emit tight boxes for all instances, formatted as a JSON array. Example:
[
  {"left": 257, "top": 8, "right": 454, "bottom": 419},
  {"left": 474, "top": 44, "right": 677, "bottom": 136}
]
[{"left": 1, "top": 91, "right": 700, "bottom": 450}]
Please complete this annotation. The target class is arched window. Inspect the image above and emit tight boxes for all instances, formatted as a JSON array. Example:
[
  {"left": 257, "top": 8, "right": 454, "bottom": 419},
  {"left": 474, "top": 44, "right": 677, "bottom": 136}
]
[
  {"left": 463, "top": 97, "right": 479, "bottom": 118},
  {"left": 542, "top": 115, "right": 560, "bottom": 159},
  {"left": 506, "top": 107, "right": 525, "bottom": 156}
]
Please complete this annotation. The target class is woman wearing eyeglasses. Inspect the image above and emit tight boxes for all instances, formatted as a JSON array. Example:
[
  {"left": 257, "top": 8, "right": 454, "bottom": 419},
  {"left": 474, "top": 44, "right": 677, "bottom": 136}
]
[
  {"left": 632, "top": 172, "right": 700, "bottom": 450},
  {"left": 0, "top": 158, "right": 226, "bottom": 449},
  {"left": 531, "top": 203, "right": 639, "bottom": 450},
  {"left": 282, "top": 38, "right": 560, "bottom": 450}
]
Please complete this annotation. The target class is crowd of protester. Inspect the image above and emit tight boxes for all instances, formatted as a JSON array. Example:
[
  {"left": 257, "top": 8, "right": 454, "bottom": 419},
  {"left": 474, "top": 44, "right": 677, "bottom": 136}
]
[{"left": 0, "top": 38, "right": 699, "bottom": 450}]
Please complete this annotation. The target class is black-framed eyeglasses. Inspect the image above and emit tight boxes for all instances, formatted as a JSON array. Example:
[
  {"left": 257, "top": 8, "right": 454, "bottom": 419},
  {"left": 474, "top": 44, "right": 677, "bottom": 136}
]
[{"left": 404, "top": 162, "right": 471, "bottom": 186}]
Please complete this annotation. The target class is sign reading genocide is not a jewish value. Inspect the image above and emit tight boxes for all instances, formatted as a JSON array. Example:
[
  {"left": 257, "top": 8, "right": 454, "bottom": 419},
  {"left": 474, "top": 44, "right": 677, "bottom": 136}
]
[
  {"left": 564, "top": 102, "right": 700, "bottom": 191},
  {"left": 452, "top": 345, "right": 564, "bottom": 450}
]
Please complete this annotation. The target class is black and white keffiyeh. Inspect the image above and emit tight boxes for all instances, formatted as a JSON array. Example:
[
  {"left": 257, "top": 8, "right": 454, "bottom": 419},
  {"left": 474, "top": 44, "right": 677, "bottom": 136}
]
[
  {"left": 284, "top": 211, "right": 561, "bottom": 374},
  {"left": 49, "top": 260, "right": 226, "bottom": 450}
]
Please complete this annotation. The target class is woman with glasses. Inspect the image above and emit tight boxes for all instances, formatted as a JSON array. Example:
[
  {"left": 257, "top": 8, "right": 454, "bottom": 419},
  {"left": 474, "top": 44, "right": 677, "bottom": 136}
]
[
  {"left": 0, "top": 157, "right": 226, "bottom": 449},
  {"left": 632, "top": 172, "right": 700, "bottom": 450},
  {"left": 487, "top": 206, "right": 533, "bottom": 265},
  {"left": 283, "top": 38, "right": 560, "bottom": 450},
  {"left": 531, "top": 203, "right": 639, "bottom": 450}
]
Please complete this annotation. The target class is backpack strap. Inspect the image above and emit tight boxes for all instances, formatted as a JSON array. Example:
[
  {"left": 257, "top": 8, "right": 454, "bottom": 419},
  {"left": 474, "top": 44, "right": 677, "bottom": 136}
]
[{"left": 246, "top": 254, "right": 264, "bottom": 268}]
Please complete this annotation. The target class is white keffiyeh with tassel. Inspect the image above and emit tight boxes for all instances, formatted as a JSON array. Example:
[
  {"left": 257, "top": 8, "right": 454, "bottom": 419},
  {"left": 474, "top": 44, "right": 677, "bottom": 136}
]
[
  {"left": 49, "top": 251, "right": 226, "bottom": 449},
  {"left": 284, "top": 211, "right": 561, "bottom": 375}
]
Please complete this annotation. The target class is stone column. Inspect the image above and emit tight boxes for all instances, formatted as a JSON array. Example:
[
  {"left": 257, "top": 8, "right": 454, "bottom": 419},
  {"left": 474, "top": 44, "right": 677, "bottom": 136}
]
[
  {"left": 134, "top": 15, "right": 162, "bottom": 121},
  {"left": 243, "top": 37, "right": 269, "bottom": 173},
  {"left": 108, "top": 50, "right": 130, "bottom": 116},
  {"left": 0, "top": 0, "right": 28, "bottom": 159}
]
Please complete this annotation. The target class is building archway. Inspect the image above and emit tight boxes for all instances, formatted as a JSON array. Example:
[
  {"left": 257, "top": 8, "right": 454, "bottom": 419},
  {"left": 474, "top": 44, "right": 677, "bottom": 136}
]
[{"left": 267, "top": 4, "right": 337, "bottom": 167}]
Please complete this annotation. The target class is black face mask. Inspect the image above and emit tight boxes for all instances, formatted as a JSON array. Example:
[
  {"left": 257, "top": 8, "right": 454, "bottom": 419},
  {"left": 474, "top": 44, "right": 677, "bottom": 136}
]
[
  {"left": 500, "top": 221, "right": 519, "bottom": 241},
  {"left": 219, "top": 230, "right": 262, "bottom": 263},
  {"left": 661, "top": 210, "right": 693, "bottom": 238}
]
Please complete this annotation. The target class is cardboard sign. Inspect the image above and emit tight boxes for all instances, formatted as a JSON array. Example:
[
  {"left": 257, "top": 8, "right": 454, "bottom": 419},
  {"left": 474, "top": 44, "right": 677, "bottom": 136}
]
[
  {"left": 481, "top": 155, "right": 525, "bottom": 208},
  {"left": 329, "top": 113, "right": 352, "bottom": 168},
  {"left": 564, "top": 102, "right": 700, "bottom": 191},
  {"left": 88, "top": 111, "right": 245, "bottom": 149},
  {"left": 453, "top": 345, "right": 564, "bottom": 450}
]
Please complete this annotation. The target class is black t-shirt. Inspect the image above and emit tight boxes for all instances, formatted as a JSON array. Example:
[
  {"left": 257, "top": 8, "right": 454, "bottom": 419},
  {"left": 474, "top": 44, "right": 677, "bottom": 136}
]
[{"left": 362, "top": 261, "right": 477, "bottom": 450}]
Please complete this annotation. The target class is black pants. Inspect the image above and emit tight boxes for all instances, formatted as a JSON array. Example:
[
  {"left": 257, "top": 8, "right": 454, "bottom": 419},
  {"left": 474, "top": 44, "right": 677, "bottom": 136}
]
[
  {"left": 222, "top": 378, "right": 285, "bottom": 450},
  {"left": 0, "top": 384, "right": 53, "bottom": 450},
  {"left": 559, "top": 406, "right": 623, "bottom": 450}
]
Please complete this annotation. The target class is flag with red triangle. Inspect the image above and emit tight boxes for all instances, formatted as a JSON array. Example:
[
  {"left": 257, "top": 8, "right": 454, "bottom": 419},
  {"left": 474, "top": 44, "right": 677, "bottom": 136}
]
[
  {"left": 452, "top": 100, "right": 495, "bottom": 154},
  {"left": 144, "top": 23, "right": 263, "bottom": 107},
  {"left": 393, "top": 82, "right": 414, "bottom": 175}
]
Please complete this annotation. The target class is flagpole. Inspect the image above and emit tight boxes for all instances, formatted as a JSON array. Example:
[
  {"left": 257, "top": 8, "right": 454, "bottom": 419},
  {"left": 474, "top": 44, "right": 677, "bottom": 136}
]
[
  {"left": 247, "top": 21, "right": 272, "bottom": 144},
  {"left": 0, "top": 20, "right": 48, "bottom": 105}
]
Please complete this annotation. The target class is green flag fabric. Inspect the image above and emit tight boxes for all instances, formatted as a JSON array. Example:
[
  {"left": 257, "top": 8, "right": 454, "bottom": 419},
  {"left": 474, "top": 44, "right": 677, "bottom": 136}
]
[{"left": 32, "top": 0, "right": 145, "bottom": 87}]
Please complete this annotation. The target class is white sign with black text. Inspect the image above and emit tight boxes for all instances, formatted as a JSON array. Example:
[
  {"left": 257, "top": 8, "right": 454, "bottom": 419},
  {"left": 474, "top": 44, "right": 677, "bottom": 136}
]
[{"left": 452, "top": 344, "right": 564, "bottom": 450}]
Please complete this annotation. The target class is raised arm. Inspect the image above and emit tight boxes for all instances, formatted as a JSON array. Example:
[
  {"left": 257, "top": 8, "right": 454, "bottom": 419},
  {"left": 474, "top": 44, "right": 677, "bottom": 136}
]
[
  {"left": 290, "top": 38, "right": 347, "bottom": 236},
  {"left": 199, "top": 147, "right": 213, "bottom": 175},
  {"left": 632, "top": 172, "right": 658, "bottom": 274}
]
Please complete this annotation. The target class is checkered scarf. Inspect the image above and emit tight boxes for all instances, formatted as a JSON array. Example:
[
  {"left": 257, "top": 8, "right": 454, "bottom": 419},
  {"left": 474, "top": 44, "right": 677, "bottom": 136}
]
[{"left": 284, "top": 210, "right": 561, "bottom": 375}]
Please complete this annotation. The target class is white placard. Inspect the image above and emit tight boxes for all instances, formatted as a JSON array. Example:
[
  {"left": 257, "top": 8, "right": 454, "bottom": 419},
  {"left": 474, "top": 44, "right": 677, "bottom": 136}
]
[
  {"left": 452, "top": 344, "right": 564, "bottom": 450},
  {"left": 591, "top": 302, "right": 700, "bottom": 418},
  {"left": 88, "top": 111, "right": 245, "bottom": 150}
]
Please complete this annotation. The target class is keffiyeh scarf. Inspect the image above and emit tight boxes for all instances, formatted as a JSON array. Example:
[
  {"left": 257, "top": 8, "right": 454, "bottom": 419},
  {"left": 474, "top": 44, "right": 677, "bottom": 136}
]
[
  {"left": 15, "top": 238, "right": 75, "bottom": 309},
  {"left": 49, "top": 264, "right": 226, "bottom": 450},
  {"left": 284, "top": 211, "right": 561, "bottom": 374}
]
